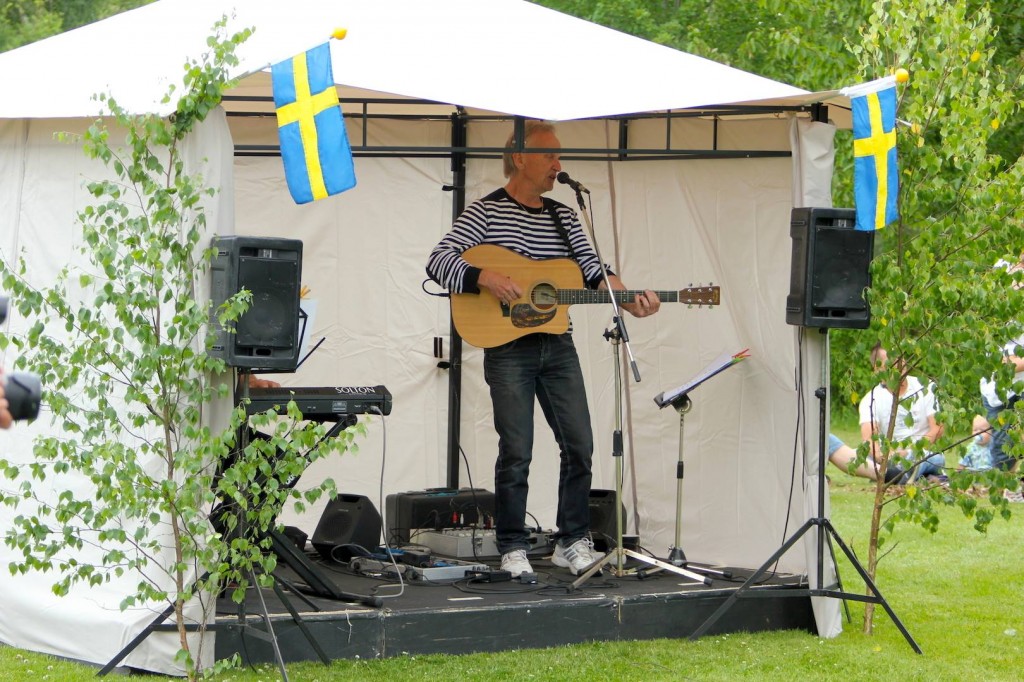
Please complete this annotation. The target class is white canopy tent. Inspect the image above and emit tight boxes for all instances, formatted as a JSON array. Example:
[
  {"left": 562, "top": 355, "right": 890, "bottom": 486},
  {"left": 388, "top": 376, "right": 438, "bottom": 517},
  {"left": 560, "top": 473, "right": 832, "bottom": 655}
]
[
  {"left": 0, "top": 0, "right": 824, "bottom": 120},
  {"left": 0, "top": 0, "right": 845, "bottom": 674}
]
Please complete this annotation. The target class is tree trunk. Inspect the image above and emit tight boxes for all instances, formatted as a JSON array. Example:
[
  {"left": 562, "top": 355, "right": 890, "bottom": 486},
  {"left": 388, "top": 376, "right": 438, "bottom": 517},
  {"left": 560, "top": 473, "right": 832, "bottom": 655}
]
[
  {"left": 863, "top": 384, "right": 904, "bottom": 634},
  {"left": 863, "top": 471, "right": 887, "bottom": 633}
]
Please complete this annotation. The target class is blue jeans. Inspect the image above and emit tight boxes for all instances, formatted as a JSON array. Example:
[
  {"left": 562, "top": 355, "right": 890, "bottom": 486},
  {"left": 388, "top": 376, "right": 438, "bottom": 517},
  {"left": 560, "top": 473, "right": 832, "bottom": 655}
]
[
  {"left": 914, "top": 452, "right": 946, "bottom": 478},
  {"left": 985, "top": 394, "right": 1019, "bottom": 471},
  {"left": 484, "top": 333, "right": 593, "bottom": 554},
  {"left": 827, "top": 433, "right": 844, "bottom": 457}
]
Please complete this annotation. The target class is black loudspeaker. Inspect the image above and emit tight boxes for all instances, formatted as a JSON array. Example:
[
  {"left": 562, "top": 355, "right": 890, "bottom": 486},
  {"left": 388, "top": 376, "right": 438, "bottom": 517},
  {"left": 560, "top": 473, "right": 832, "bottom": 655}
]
[
  {"left": 311, "top": 494, "right": 383, "bottom": 562},
  {"left": 209, "top": 236, "right": 303, "bottom": 370},
  {"left": 588, "top": 489, "right": 627, "bottom": 552},
  {"left": 786, "top": 207, "right": 874, "bottom": 329}
]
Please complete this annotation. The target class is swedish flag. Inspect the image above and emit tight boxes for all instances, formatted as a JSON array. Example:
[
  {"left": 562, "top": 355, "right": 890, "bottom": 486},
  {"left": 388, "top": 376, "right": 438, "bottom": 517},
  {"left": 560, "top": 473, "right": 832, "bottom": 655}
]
[
  {"left": 847, "top": 76, "right": 898, "bottom": 231},
  {"left": 271, "top": 42, "right": 356, "bottom": 204}
]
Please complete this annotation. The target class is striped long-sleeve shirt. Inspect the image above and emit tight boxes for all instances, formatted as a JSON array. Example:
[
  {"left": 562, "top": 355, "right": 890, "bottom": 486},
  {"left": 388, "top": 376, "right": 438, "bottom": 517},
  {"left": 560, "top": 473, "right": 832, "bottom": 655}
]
[{"left": 426, "top": 188, "right": 611, "bottom": 294}]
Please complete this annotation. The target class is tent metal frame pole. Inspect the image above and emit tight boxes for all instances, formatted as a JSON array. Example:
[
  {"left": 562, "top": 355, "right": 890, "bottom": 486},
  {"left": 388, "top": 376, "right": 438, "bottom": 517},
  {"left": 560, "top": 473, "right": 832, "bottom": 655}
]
[
  {"left": 233, "top": 144, "right": 792, "bottom": 161},
  {"left": 226, "top": 100, "right": 820, "bottom": 160},
  {"left": 445, "top": 110, "right": 468, "bottom": 489}
]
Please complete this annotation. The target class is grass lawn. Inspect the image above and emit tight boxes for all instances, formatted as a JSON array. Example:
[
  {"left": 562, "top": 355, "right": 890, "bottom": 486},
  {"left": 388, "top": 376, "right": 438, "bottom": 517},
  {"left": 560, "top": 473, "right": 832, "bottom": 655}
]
[{"left": 2, "top": 447, "right": 1020, "bottom": 681}]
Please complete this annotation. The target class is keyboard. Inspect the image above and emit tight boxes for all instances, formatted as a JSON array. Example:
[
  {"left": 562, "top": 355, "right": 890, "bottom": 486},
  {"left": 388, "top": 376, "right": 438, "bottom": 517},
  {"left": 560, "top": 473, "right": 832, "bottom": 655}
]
[{"left": 244, "top": 385, "right": 392, "bottom": 418}]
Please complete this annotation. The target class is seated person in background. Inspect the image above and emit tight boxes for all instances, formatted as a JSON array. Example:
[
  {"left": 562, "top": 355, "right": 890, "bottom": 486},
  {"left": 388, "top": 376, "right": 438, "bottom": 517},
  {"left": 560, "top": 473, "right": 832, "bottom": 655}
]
[
  {"left": 980, "top": 255, "right": 1024, "bottom": 475},
  {"left": 828, "top": 433, "right": 905, "bottom": 482},
  {"left": 980, "top": 334, "right": 1024, "bottom": 472},
  {"left": 859, "top": 344, "right": 945, "bottom": 481},
  {"left": 958, "top": 415, "right": 994, "bottom": 472}
]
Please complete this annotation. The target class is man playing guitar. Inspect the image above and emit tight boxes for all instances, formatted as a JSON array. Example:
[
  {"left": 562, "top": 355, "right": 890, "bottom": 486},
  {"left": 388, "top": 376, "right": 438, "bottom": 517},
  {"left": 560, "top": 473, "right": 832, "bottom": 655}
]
[{"left": 425, "top": 120, "right": 660, "bottom": 579}]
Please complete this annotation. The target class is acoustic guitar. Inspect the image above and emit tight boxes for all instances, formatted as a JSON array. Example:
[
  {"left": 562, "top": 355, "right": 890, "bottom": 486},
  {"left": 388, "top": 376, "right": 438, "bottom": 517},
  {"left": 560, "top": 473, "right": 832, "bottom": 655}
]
[{"left": 450, "top": 244, "right": 720, "bottom": 348}]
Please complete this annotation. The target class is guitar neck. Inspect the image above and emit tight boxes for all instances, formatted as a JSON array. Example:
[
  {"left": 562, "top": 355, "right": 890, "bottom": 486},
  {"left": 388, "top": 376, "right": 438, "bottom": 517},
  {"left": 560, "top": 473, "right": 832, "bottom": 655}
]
[{"left": 558, "top": 289, "right": 681, "bottom": 304}]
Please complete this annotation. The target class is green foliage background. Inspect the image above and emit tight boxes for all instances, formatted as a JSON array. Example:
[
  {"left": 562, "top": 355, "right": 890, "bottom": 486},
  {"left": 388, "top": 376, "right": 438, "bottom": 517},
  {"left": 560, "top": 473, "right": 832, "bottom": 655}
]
[{"left": 0, "top": 0, "right": 149, "bottom": 52}]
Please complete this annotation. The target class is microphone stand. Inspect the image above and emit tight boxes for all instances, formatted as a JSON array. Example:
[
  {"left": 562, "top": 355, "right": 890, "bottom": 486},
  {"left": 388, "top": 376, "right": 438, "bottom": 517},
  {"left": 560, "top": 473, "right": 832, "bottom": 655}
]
[
  {"left": 568, "top": 187, "right": 641, "bottom": 383},
  {"left": 565, "top": 186, "right": 709, "bottom": 589}
]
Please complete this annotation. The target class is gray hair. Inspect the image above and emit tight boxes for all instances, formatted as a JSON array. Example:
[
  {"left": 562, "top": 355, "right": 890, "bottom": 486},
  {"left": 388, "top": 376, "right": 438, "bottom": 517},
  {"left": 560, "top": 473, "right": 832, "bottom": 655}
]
[{"left": 503, "top": 120, "right": 555, "bottom": 178}]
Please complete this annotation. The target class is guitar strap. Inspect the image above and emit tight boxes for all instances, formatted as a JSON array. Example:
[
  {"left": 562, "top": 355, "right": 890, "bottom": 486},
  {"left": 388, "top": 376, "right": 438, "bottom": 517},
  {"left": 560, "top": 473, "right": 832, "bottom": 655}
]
[{"left": 542, "top": 197, "right": 577, "bottom": 260}]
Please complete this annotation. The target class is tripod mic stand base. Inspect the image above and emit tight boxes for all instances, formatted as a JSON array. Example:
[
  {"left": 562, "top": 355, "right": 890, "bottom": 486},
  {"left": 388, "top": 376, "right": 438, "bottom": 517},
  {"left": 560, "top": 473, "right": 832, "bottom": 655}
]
[
  {"left": 570, "top": 548, "right": 712, "bottom": 590},
  {"left": 665, "top": 546, "right": 732, "bottom": 580}
]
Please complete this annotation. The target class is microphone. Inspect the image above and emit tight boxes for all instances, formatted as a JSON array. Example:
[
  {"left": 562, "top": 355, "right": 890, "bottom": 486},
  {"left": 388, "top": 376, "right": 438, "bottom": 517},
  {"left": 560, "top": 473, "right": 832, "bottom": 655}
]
[{"left": 556, "top": 172, "right": 590, "bottom": 194}]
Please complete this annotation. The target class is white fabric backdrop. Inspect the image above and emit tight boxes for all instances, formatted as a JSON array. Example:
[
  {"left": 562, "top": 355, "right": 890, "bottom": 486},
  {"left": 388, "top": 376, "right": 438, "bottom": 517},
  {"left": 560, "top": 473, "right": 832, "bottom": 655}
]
[
  {"left": 234, "top": 115, "right": 818, "bottom": 574},
  {"left": 0, "top": 110, "right": 235, "bottom": 675},
  {"left": 791, "top": 116, "right": 842, "bottom": 637}
]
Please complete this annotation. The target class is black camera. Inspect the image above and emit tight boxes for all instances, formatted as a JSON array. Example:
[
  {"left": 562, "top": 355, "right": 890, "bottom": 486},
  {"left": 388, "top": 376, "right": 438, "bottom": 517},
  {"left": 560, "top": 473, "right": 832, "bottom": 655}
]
[
  {"left": 0, "top": 295, "right": 43, "bottom": 422},
  {"left": 2, "top": 372, "right": 41, "bottom": 421}
]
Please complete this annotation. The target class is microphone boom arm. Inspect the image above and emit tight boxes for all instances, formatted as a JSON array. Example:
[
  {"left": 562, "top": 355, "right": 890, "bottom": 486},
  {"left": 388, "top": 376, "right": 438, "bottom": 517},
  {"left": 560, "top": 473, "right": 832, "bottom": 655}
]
[{"left": 571, "top": 185, "right": 641, "bottom": 383}]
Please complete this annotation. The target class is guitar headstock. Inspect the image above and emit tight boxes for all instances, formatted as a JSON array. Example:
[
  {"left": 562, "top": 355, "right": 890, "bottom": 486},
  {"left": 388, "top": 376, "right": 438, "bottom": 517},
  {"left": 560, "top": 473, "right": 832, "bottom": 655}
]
[{"left": 679, "top": 285, "right": 721, "bottom": 307}]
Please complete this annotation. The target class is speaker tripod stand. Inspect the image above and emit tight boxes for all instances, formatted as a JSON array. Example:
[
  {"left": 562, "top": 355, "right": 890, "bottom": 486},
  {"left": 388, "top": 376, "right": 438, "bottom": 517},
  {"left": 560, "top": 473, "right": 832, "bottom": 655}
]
[
  {"left": 689, "top": 330, "right": 920, "bottom": 651},
  {"left": 571, "top": 326, "right": 711, "bottom": 589}
]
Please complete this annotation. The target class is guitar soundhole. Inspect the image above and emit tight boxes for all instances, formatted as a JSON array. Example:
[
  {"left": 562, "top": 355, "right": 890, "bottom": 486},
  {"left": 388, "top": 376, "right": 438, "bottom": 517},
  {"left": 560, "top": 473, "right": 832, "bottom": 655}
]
[{"left": 531, "top": 282, "right": 557, "bottom": 310}]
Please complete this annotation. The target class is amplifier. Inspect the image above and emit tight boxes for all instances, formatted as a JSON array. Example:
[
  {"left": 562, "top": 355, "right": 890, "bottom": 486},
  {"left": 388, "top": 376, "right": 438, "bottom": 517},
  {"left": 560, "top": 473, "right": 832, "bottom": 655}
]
[
  {"left": 416, "top": 528, "right": 500, "bottom": 558},
  {"left": 416, "top": 528, "right": 552, "bottom": 559},
  {"left": 385, "top": 488, "right": 495, "bottom": 544}
]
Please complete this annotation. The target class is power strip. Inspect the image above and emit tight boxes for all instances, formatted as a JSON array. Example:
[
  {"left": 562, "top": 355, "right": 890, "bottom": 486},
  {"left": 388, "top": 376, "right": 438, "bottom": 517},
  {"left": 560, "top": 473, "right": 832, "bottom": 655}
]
[
  {"left": 408, "top": 560, "right": 490, "bottom": 581},
  {"left": 350, "top": 556, "right": 489, "bottom": 581}
]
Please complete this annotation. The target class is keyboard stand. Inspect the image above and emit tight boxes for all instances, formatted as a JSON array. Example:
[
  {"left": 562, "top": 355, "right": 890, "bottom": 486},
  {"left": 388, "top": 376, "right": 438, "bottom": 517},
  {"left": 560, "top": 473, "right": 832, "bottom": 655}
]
[{"left": 242, "top": 413, "right": 379, "bottom": 607}]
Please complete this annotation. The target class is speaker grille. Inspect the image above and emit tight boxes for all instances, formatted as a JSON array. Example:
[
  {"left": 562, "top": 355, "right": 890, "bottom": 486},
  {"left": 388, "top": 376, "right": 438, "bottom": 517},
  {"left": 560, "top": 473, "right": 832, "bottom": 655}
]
[
  {"left": 209, "top": 236, "right": 303, "bottom": 369},
  {"left": 311, "top": 494, "right": 382, "bottom": 562},
  {"left": 589, "top": 489, "right": 626, "bottom": 552},
  {"left": 236, "top": 256, "right": 300, "bottom": 349},
  {"left": 786, "top": 207, "right": 873, "bottom": 329}
]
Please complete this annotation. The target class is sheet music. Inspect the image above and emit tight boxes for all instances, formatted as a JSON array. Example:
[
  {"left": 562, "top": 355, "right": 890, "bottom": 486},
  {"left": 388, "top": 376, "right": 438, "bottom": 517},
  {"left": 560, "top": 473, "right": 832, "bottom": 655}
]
[{"left": 654, "top": 349, "right": 750, "bottom": 408}]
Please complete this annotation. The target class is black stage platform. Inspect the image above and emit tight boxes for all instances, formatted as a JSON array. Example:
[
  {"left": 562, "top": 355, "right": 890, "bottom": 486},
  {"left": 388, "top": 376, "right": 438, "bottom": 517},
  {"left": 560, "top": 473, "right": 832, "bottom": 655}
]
[{"left": 213, "top": 543, "right": 816, "bottom": 665}]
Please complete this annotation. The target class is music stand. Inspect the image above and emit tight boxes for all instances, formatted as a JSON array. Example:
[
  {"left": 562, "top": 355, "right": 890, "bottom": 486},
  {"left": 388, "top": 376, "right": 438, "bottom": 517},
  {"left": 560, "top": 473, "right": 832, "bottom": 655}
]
[{"left": 649, "top": 349, "right": 750, "bottom": 580}]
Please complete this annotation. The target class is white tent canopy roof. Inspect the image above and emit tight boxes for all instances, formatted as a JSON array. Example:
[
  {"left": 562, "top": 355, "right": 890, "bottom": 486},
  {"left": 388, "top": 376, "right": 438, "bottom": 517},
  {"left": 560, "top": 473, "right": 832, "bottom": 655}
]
[{"left": 0, "top": 0, "right": 813, "bottom": 121}]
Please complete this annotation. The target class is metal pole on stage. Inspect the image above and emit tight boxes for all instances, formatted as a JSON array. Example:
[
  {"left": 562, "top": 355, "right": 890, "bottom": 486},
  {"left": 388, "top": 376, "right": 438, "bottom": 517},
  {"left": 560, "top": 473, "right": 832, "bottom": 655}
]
[
  {"left": 658, "top": 394, "right": 731, "bottom": 581},
  {"left": 443, "top": 109, "right": 468, "bottom": 488}
]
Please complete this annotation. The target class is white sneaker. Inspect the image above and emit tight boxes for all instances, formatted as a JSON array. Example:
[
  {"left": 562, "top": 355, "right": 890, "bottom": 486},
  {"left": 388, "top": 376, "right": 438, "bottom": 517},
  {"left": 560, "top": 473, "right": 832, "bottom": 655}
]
[
  {"left": 500, "top": 549, "right": 533, "bottom": 577},
  {"left": 552, "top": 537, "right": 601, "bottom": 575}
]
